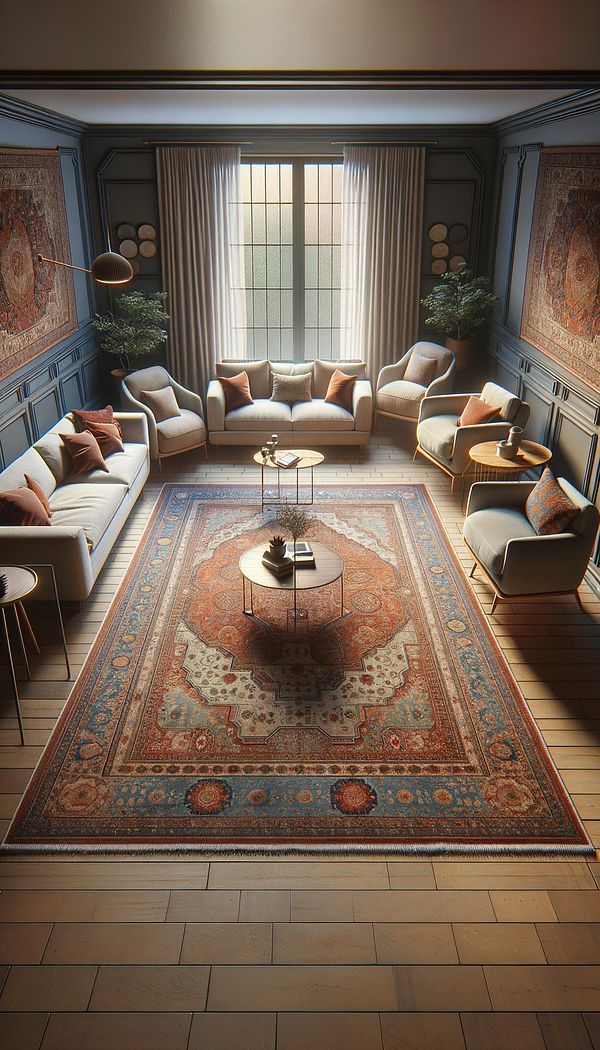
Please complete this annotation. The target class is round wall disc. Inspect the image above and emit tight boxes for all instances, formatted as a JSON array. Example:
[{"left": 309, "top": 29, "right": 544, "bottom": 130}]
[
  {"left": 428, "top": 223, "right": 448, "bottom": 243},
  {"left": 431, "top": 259, "right": 447, "bottom": 274},
  {"left": 118, "top": 239, "right": 138, "bottom": 259}
]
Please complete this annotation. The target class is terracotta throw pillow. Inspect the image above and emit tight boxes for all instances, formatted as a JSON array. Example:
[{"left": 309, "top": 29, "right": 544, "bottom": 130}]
[
  {"left": 140, "top": 386, "right": 181, "bottom": 423},
  {"left": 219, "top": 371, "right": 254, "bottom": 412},
  {"left": 525, "top": 467, "right": 580, "bottom": 536},
  {"left": 324, "top": 369, "right": 356, "bottom": 412},
  {"left": 72, "top": 406, "right": 114, "bottom": 430},
  {"left": 271, "top": 372, "right": 312, "bottom": 404},
  {"left": 457, "top": 396, "right": 500, "bottom": 427},
  {"left": 0, "top": 487, "right": 50, "bottom": 526},
  {"left": 84, "top": 420, "right": 124, "bottom": 457},
  {"left": 60, "top": 431, "right": 109, "bottom": 476},
  {"left": 24, "top": 474, "right": 52, "bottom": 517},
  {"left": 404, "top": 353, "right": 437, "bottom": 387}
]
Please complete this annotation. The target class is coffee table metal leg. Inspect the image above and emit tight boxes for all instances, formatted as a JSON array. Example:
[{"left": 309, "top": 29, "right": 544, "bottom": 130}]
[
  {"left": 1, "top": 607, "right": 25, "bottom": 746},
  {"left": 340, "top": 572, "right": 344, "bottom": 618}
]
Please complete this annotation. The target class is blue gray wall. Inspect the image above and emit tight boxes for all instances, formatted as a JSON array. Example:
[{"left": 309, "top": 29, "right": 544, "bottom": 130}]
[
  {"left": 488, "top": 91, "right": 600, "bottom": 577},
  {"left": 0, "top": 98, "right": 101, "bottom": 468}
]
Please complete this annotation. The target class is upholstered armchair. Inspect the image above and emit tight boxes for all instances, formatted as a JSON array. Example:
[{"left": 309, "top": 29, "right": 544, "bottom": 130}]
[
  {"left": 374, "top": 341, "right": 455, "bottom": 428},
  {"left": 463, "top": 479, "right": 599, "bottom": 613},
  {"left": 416, "top": 382, "right": 530, "bottom": 490},
  {"left": 121, "top": 366, "right": 207, "bottom": 465}
]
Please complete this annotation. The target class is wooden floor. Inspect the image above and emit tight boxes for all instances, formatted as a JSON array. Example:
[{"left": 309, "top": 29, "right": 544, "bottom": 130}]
[{"left": 2, "top": 420, "right": 600, "bottom": 1050}]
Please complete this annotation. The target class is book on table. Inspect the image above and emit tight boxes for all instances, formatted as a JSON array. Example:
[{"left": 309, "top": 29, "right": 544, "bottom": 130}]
[
  {"left": 275, "top": 452, "right": 300, "bottom": 468},
  {"left": 285, "top": 542, "right": 315, "bottom": 568}
]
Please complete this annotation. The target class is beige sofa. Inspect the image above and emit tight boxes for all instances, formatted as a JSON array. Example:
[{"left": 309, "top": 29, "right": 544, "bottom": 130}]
[
  {"left": 207, "top": 359, "right": 372, "bottom": 446},
  {"left": 0, "top": 412, "right": 150, "bottom": 601}
]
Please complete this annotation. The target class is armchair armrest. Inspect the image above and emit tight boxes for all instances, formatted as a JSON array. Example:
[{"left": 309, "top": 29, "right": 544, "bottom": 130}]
[
  {"left": 114, "top": 412, "right": 149, "bottom": 447},
  {"left": 376, "top": 352, "right": 411, "bottom": 391},
  {"left": 465, "top": 480, "right": 535, "bottom": 517},
  {"left": 0, "top": 526, "right": 93, "bottom": 600},
  {"left": 207, "top": 379, "right": 226, "bottom": 432},
  {"left": 418, "top": 392, "right": 476, "bottom": 424},
  {"left": 501, "top": 531, "right": 591, "bottom": 595},
  {"left": 170, "top": 379, "right": 205, "bottom": 419},
  {"left": 426, "top": 361, "right": 455, "bottom": 398},
  {"left": 120, "top": 383, "right": 158, "bottom": 459},
  {"left": 352, "top": 379, "right": 373, "bottom": 432}
]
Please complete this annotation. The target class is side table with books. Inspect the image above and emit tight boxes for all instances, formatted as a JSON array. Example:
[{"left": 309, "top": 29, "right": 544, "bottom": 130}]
[{"left": 253, "top": 448, "right": 324, "bottom": 508}]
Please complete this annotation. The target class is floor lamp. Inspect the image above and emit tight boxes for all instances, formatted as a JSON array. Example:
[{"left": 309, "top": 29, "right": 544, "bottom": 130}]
[{"left": 37, "top": 251, "right": 134, "bottom": 285}]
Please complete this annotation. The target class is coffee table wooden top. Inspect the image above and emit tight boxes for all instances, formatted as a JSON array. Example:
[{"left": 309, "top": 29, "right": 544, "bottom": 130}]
[
  {"left": 240, "top": 542, "right": 343, "bottom": 592},
  {"left": 469, "top": 439, "right": 552, "bottom": 473},
  {"left": 253, "top": 448, "right": 325, "bottom": 470},
  {"left": 0, "top": 566, "right": 38, "bottom": 607}
]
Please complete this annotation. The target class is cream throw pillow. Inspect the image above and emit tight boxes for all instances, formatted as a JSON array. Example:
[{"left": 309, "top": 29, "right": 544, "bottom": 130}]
[
  {"left": 271, "top": 372, "right": 312, "bottom": 404},
  {"left": 141, "top": 386, "right": 181, "bottom": 423}
]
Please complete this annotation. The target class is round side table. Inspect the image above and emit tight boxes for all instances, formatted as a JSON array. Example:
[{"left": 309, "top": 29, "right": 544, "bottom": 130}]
[
  {"left": 253, "top": 448, "right": 324, "bottom": 508},
  {"left": 463, "top": 440, "right": 552, "bottom": 509},
  {"left": 0, "top": 566, "right": 39, "bottom": 745},
  {"left": 240, "top": 541, "right": 344, "bottom": 632}
]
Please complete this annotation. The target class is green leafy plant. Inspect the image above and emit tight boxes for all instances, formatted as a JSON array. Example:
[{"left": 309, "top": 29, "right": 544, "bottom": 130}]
[
  {"left": 421, "top": 269, "right": 499, "bottom": 341},
  {"left": 92, "top": 291, "right": 169, "bottom": 370}
]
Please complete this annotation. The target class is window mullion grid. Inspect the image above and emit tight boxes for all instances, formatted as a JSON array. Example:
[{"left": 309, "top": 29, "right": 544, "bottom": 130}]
[{"left": 292, "top": 160, "right": 305, "bottom": 362}]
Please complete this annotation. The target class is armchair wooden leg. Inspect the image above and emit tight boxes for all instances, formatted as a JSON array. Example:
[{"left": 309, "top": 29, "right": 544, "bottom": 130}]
[
  {"left": 574, "top": 588, "right": 584, "bottom": 612},
  {"left": 490, "top": 594, "right": 499, "bottom": 614},
  {"left": 469, "top": 563, "right": 477, "bottom": 578},
  {"left": 203, "top": 443, "right": 208, "bottom": 460}
]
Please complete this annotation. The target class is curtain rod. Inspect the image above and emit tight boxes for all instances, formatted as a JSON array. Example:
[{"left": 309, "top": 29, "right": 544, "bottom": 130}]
[
  {"left": 332, "top": 139, "right": 437, "bottom": 145},
  {"left": 144, "top": 140, "right": 255, "bottom": 146}
]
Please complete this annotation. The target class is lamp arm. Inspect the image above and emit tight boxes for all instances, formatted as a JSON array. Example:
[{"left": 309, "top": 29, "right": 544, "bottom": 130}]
[{"left": 37, "top": 253, "right": 92, "bottom": 275}]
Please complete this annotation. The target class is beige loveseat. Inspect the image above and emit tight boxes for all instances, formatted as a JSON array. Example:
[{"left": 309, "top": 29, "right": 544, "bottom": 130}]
[
  {"left": 207, "top": 359, "right": 372, "bottom": 446},
  {"left": 0, "top": 412, "right": 150, "bottom": 601}
]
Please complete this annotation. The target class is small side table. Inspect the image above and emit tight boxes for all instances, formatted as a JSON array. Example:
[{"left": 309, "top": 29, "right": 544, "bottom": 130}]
[
  {"left": 253, "top": 448, "right": 324, "bottom": 509},
  {"left": 463, "top": 440, "right": 552, "bottom": 510},
  {"left": 0, "top": 564, "right": 70, "bottom": 746}
]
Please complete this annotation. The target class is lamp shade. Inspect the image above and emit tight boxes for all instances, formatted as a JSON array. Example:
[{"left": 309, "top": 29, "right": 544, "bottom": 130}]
[{"left": 91, "top": 252, "right": 134, "bottom": 285}]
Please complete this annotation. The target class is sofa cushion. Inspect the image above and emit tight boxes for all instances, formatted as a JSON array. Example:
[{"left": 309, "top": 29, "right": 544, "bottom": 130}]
[
  {"left": 464, "top": 507, "right": 536, "bottom": 580},
  {"left": 34, "top": 420, "right": 77, "bottom": 483},
  {"left": 525, "top": 467, "right": 580, "bottom": 536},
  {"left": 25, "top": 474, "right": 52, "bottom": 516},
  {"left": 313, "top": 360, "right": 366, "bottom": 398},
  {"left": 60, "top": 431, "right": 109, "bottom": 476},
  {"left": 416, "top": 415, "right": 458, "bottom": 463},
  {"left": 225, "top": 399, "right": 293, "bottom": 431},
  {"left": 291, "top": 399, "right": 355, "bottom": 431},
  {"left": 49, "top": 483, "right": 129, "bottom": 550},
  {"left": 324, "top": 370, "right": 357, "bottom": 411},
  {"left": 271, "top": 372, "right": 312, "bottom": 404},
  {"left": 60, "top": 443, "right": 148, "bottom": 489},
  {"left": 404, "top": 352, "right": 438, "bottom": 387},
  {"left": 217, "top": 359, "right": 270, "bottom": 399},
  {"left": 458, "top": 396, "right": 500, "bottom": 427},
  {"left": 0, "top": 487, "right": 51, "bottom": 526},
  {"left": 157, "top": 410, "right": 207, "bottom": 455},
  {"left": 377, "top": 380, "right": 427, "bottom": 419},
  {"left": 72, "top": 406, "right": 115, "bottom": 430},
  {"left": 140, "top": 385, "right": 181, "bottom": 423},
  {"left": 84, "top": 420, "right": 125, "bottom": 457},
  {"left": 0, "top": 446, "right": 57, "bottom": 499},
  {"left": 219, "top": 372, "right": 253, "bottom": 412}
]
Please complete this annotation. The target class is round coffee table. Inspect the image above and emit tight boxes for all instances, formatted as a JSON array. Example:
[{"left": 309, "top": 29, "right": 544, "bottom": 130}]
[
  {"left": 239, "top": 541, "right": 343, "bottom": 632},
  {"left": 463, "top": 439, "right": 552, "bottom": 509},
  {"left": 253, "top": 448, "right": 324, "bottom": 508}
]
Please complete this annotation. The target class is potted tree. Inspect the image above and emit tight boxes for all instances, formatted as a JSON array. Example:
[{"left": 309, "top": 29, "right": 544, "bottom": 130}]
[
  {"left": 92, "top": 291, "right": 169, "bottom": 398},
  {"left": 420, "top": 269, "right": 498, "bottom": 373}
]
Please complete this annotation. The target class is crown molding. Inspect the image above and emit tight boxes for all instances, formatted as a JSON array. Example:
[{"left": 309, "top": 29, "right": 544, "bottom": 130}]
[
  {"left": 1, "top": 69, "right": 599, "bottom": 90},
  {"left": 493, "top": 87, "right": 600, "bottom": 134},
  {"left": 0, "top": 92, "right": 86, "bottom": 135}
]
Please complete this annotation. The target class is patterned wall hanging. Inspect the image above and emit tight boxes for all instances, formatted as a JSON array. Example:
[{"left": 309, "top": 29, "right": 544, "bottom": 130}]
[
  {"left": 0, "top": 148, "right": 77, "bottom": 382},
  {"left": 521, "top": 147, "right": 600, "bottom": 392}
]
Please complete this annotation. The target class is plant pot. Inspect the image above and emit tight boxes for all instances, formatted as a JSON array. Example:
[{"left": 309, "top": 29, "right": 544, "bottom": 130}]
[
  {"left": 109, "top": 367, "right": 131, "bottom": 409},
  {"left": 268, "top": 541, "right": 287, "bottom": 562},
  {"left": 445, "top": 337, "right": 476, "bottom": 374}
]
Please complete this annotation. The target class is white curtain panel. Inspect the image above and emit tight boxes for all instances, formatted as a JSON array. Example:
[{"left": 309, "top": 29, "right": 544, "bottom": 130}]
[
  {"left": 340, "top": 146, "right": 425, "bottom": 378},
  {"left": 156, "top": 145, "right": 246, "bottom": 394}
]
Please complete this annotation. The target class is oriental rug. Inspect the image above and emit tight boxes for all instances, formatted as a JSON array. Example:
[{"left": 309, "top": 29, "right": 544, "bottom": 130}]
[{"left": 4, "top": 485, "right": 591, "bottom": 854}]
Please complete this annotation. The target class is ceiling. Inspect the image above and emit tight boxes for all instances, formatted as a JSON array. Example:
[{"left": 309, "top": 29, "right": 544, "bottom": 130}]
[{"left": 4, "top": 87, "right": 576, "bottom": 125}]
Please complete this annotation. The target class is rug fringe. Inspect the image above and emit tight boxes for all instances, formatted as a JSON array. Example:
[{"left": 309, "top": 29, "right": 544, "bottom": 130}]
[{"left": 0, "top": 841, "right": 595, "bottom": 857}]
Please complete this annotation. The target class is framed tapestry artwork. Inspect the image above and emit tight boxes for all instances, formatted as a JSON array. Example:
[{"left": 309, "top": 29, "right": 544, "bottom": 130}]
[
  {"left": 0, "top": 148, "right": 77, "bottom": 382},
  {"left": 521, "top": 147, "right": 600, "bottom": 392}
]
